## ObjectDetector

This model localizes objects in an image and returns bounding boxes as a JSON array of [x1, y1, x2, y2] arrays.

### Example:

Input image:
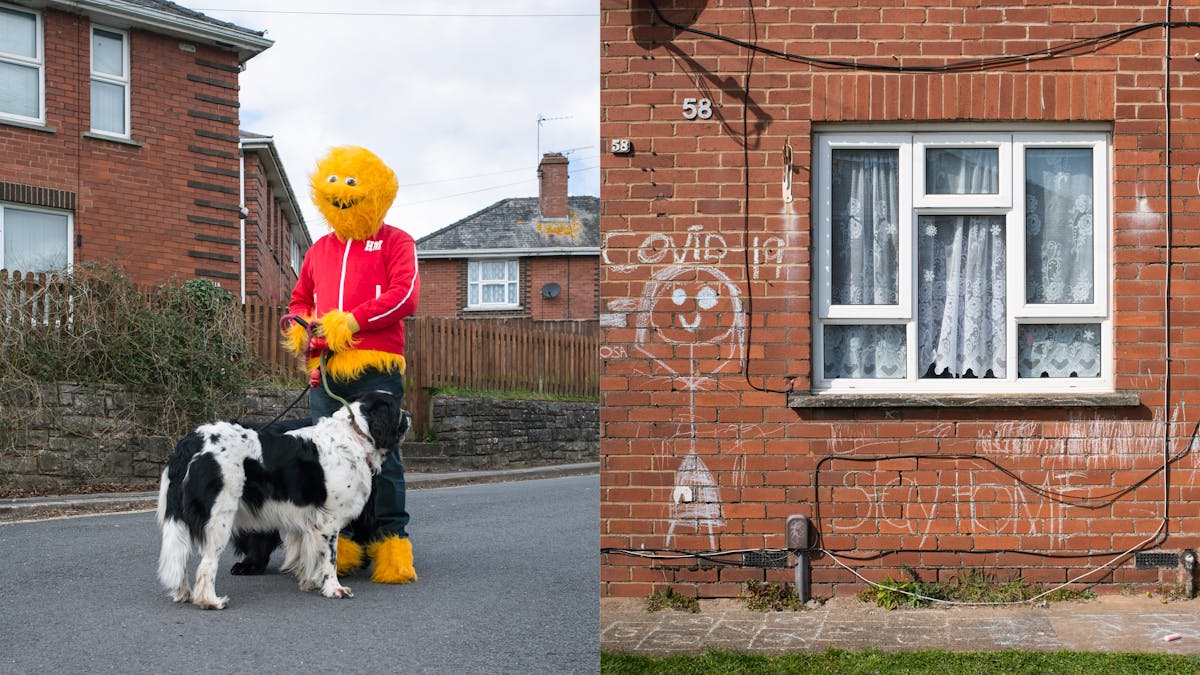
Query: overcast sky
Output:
[[195, 1, 600, 241]]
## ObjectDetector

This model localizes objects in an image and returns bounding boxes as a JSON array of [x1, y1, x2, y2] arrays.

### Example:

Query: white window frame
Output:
[[291, 237, 302, 277], [0, 3, 44, 125], [89, 25, 130, 138], [467, 258, 520, 310], [816, 133, 913, 323], [913, 133, 1012, 209], [0, 203, 74, 272], [814, 129, 1111, 394]]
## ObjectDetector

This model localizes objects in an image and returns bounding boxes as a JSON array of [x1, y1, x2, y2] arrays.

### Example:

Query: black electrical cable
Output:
[[645, 0, 1200, 75], [600, 547, 792, 568]]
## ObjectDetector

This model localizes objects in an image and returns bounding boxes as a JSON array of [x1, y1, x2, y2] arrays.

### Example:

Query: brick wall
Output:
[[0, 8, 257, 289], [416, 255, 599, 320], [601, 1, 1200, 598], [243, 152, 302, 304], [527, 256, 601, 320], [414, 258, 464, 317]]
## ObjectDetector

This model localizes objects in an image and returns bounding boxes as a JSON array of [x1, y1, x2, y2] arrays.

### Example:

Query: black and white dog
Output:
[[156, 391, 409, 609]]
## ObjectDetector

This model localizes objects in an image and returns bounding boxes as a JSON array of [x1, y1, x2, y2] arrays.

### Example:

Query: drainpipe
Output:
[[237, 140, 247, 304]]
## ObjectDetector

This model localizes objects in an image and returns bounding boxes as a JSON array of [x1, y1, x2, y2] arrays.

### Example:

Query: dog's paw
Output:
[[298, 579, 319, 592], [230, 558, 269, 576], [322, 584, 353, 599], [197, 595, 229, 610], [169, 588, 191, 603]]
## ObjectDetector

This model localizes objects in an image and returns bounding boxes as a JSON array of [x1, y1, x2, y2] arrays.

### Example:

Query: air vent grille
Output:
[[1135, 552, 1179, 569], [742, 550, 790, 568]]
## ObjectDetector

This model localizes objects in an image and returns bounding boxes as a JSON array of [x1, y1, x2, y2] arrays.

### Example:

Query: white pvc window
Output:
[[814, 130, 1110, 393], [0, 204, 72, 272], [90, 26, 130, 137], [467, 259, 519, 308], [0, 4, 43, 124], [291, 237, 302, 277]]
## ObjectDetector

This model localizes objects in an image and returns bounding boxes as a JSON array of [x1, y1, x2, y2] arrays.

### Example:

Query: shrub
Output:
[[0, 265, 254, 444]]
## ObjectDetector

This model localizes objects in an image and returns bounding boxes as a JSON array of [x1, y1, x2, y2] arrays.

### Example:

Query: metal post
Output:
[[1183, 550, 1196, 599], [786, 514, 810, 604]]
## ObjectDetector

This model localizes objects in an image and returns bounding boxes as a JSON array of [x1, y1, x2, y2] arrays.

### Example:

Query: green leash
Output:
[[280, 313, 365, 436], [318, 349, 353, 411]]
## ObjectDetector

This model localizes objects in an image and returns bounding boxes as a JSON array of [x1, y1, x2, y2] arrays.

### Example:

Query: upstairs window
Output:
[[467, 259, 519, 309], [0, 204, 71, 272], [90, 26, 129, 137], [0, 4, 42, 124], [814, 130, 1110, 393]]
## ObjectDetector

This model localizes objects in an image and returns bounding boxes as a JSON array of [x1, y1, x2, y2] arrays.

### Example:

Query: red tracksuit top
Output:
[[289, 223, 420, 359]]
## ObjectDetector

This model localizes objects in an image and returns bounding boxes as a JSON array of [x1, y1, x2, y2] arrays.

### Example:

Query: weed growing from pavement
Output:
[[739, 579, 806, 612], [857, 566, 1095, 609], [645, 587, 700, 613]]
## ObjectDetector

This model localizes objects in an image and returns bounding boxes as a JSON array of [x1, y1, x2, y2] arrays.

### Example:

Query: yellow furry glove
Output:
[[282, 315, 313, 355], [317, 309, 360, 352]]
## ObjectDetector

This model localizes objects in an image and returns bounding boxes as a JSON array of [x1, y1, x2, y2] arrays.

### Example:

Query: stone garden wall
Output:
[[404, 395, 600, 471], [0, 384, 597, 493]]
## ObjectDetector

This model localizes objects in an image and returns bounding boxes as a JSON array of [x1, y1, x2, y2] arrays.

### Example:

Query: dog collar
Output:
[[345, 412, 380, 469]]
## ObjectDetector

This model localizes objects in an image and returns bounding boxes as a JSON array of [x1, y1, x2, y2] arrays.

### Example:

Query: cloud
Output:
[[201, 1, 599, 240]]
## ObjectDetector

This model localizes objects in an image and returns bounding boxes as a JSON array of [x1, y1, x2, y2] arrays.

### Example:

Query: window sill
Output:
[[83, 132, 141, 147], [463, 306, 523, 312], [0, 118, 55, 134], [788, 391, 1141, 409]]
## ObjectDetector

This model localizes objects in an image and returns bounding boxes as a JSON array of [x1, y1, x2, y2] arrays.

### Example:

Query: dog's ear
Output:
[[397, 410, 412, 439], [355, 391, 398, 420], [361, 392, 405, 450]]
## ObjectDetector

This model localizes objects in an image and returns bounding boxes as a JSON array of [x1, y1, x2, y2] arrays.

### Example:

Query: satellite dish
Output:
[[540, 282, 561, 299]]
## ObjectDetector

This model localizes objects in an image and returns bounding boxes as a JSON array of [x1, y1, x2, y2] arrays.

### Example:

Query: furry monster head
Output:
[[310, 146, 398, 241]]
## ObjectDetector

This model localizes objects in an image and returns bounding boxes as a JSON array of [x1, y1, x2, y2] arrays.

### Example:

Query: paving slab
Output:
[[601, 595, 1200, 654]]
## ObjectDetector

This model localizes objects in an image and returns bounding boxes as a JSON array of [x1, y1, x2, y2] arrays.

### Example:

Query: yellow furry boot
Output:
[[367, 535, 417, 584], [336, 535, 365, 576]]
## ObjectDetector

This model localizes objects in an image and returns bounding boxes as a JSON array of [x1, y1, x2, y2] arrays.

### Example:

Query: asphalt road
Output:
[[0, 475, 599, 674]]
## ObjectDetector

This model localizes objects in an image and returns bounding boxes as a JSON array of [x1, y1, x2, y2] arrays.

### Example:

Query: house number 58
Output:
[[682, 97, 712, 120]]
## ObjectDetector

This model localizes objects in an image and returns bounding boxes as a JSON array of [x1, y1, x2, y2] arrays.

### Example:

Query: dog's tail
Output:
[[158, 516, 192, 592], [155, 467, 169, 525], [157, 466, 191, 592]]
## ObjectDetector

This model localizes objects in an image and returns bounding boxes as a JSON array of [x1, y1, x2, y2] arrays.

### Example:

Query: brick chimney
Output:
[[538, 152, 569, 220]]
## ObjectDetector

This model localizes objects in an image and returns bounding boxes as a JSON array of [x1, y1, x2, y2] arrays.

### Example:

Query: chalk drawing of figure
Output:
[[633, 265, 745, 549]]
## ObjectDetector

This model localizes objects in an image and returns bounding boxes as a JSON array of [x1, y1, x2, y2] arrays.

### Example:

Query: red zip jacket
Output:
[[289, 223, 420, 359]]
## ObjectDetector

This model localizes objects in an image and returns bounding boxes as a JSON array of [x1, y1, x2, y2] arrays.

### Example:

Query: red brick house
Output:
[[601, 1, 1200, 599], [0, 0, 308, 300], [415, 153, 599, 323], [240, 131, 309, 303]]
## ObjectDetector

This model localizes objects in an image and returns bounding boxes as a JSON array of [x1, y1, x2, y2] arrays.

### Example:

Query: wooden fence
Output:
[[241, 308, 599, 436], [402, 317, 600, 435], [242, 299, 306, 379]]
